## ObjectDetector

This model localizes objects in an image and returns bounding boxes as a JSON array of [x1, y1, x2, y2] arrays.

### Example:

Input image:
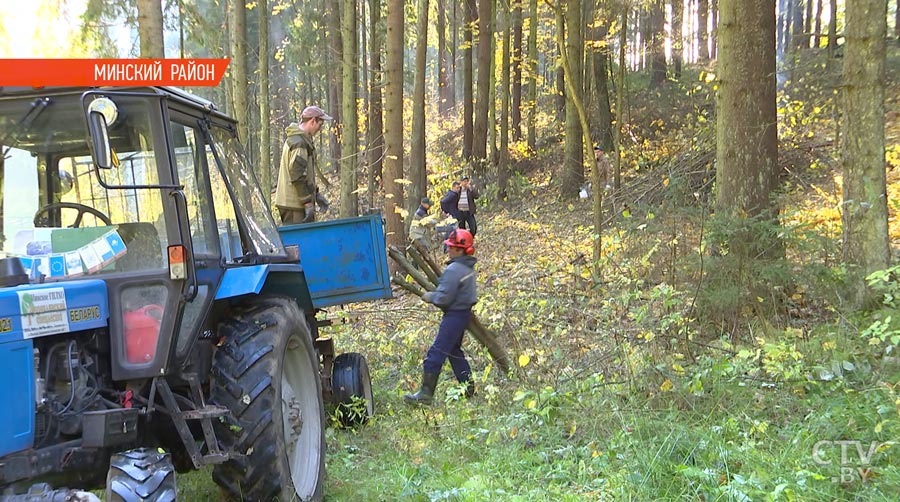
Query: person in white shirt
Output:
[[456, 176, 479, 236]]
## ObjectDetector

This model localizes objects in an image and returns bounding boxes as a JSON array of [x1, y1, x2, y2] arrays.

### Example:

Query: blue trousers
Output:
[[423, 309, 472, 382]]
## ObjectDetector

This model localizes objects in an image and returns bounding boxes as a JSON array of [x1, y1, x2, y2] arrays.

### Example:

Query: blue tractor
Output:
[[0, 86, 389, 501]]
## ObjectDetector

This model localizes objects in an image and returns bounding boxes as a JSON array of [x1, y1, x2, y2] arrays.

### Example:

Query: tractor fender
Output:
[[214, 264, 314, 312]]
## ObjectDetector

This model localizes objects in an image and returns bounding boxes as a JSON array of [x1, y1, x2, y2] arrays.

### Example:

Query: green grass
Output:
[[174, 362, 900, 496], [312, 349, 900, 501]]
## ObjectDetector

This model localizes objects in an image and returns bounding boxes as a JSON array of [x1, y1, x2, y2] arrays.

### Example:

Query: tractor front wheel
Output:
[[210, 296, 325, 501], [331, 352, 374, 425]]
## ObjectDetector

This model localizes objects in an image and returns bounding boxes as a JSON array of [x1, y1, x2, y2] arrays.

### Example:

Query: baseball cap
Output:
[[301, 105, 333, 121], [421, 197, 433, 206]]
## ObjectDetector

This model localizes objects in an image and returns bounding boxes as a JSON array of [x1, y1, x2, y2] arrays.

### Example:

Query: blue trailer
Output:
[[278, 215, 392, 309]]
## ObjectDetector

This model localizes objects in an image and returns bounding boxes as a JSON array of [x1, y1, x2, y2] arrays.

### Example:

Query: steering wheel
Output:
[[34, 203, 112, 228]]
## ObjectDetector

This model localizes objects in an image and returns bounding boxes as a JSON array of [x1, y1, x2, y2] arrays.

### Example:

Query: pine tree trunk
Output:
[[555, 48, 566, 121], [229, 0, 249, 144], [592, 21, 614, 150], [341, 0, 359, 217], [450, 0, 458, 109], [258, 0, 271, 195], [384, 0, 405, 253], [473, 0, 494, 164], [269, 1, 290, 142], [437, 0, 451, 115], [224, 2, 234, 117], [841, 0, 889, 307], [710, 0, 719, 59], [137, 0, 165, 58], [327, 0, 343, 174], [499, 0, 511, 199], [367, 0, 384, 211], [715, 0, 780, 258], [488, 3, 498, 166], [360, 6, 368, 103], [511, 0, 523, 141], [640, 8, 650, 71], [827, 0, 837, 57], [526, 0, 538, 149], [463, 0, 477, 159], [698, 0, 710, 62], [672, 0, 684, 78], [791, 0, 805, 50], [615, 7, 627, 190], [649, 0, 667, 86], [562, 0, 584, 197], [410, 0, 429, 219], [686, 0, 694, 62]]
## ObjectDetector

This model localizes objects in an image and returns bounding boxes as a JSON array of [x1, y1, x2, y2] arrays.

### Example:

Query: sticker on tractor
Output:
[[18, 288, 70, 338], [79, 246, 103, 274]]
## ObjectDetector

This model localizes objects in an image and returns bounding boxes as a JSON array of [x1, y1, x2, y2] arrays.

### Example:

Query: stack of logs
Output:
[[388, 240, 511, 374]]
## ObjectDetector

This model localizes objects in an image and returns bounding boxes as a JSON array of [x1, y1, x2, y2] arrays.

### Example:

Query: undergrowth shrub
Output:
[[695, 212, 798, 332]]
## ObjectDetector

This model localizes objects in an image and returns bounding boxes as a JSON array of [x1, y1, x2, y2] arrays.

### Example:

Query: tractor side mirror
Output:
[[88, 111, 112, 169], [86, 97, 119, 169]]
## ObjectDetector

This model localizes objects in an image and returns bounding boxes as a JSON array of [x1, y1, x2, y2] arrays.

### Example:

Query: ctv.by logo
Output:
[[811, 440, 893, 483]]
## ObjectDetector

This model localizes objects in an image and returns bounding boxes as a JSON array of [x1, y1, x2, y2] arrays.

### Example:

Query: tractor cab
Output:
[[0, 86, 387, 502], [0, 87, 284, 380]]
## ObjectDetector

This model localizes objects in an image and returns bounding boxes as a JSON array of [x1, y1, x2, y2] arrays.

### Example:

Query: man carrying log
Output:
[[404, 228, 478, 405]]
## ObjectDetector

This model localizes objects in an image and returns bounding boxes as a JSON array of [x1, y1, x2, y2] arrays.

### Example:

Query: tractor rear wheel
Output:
[[105, 448, 176, 502], [210, 296, 325, 501], [331, 352, 374, 425]]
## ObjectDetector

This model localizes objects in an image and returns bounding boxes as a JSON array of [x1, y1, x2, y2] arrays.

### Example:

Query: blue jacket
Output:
[[423, 255, 477, 311], [440, 189, 460, 219]]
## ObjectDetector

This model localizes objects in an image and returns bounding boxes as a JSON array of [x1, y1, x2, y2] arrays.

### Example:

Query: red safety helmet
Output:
[[444, 228, 475, 254]]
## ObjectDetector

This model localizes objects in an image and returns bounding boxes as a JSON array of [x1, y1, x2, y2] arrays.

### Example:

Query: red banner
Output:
[[0, 59, 230, 87]]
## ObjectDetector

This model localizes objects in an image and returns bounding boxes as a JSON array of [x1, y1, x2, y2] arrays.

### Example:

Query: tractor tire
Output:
[[105, 448, 177, 502], [331, 352, 374, 425], [210, 296, 325, 502]]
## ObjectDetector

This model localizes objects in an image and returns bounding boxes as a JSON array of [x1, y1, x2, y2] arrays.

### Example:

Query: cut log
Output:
[[410, 238, 444, 278], [392, 274, 426, 296], [466, 315, 512, 373], [388, 245, 436, 291], [406, 243, 440, 285]]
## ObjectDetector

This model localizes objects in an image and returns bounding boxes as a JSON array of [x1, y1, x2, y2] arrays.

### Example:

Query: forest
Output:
[[4, 0, 900, 499]]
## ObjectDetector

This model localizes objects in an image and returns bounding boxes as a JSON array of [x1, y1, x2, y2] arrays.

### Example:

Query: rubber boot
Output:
[[404, 372, 439, 405], [464, 379, 476, 399]]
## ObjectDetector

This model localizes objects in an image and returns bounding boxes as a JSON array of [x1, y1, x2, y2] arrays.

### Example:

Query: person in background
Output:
[[404, 228, 478, 405], [440, 181, 461, 220], [594, 145, 611, 191], [275, 105, 332, 224], [408, 197, 435, 250], [436, 182, 461, 250], [456, 176, 479, 236]]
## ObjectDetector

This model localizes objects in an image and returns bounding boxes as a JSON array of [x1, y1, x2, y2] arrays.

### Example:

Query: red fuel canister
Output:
[[123, 305, 163, 364]]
